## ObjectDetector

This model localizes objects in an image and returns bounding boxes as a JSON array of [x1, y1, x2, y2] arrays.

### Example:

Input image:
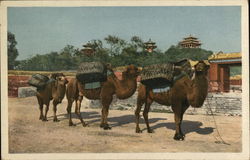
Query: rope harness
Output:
[[205, 94, 231, 145]]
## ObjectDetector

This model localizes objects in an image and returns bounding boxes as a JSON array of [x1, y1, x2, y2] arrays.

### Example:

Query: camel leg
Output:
[[67, 98, 75, 126], [100, 108, 105, 128], [43, 103, 49, 121], [179, 100, 189, 137], [135, 97, 144, 133], [75, 96, 88, 127], [100, 96, 112, 130], [37, 96, 44, 120], [143, 96, 154, 133], [172, 103, 185, 140], [52, 100, 60, 122]]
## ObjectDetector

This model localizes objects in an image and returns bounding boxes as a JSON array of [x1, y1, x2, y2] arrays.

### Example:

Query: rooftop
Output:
[[208, 52, 241, 60]]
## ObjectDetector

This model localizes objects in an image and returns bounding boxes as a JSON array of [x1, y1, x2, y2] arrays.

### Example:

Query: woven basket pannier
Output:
[[173, 59, 193, 78], [76, 62, 107, 83], [28, 74, 50, 88], [141, 63, 174, 89]]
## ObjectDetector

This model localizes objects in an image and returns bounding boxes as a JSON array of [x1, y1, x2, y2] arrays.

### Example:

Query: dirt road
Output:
[[8, 97, 241, 153]]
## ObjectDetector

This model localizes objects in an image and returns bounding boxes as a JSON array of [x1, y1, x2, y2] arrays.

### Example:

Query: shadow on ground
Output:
[[148, 120, 214, 135], [49, 112, 214, 135], [50, 111, 166, 128]]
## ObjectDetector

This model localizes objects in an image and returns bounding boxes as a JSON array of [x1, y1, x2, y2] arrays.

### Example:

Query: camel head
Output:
[[50, 73, 68, 86], [122, 65, 141, 79], [194, 61, 210, 75]]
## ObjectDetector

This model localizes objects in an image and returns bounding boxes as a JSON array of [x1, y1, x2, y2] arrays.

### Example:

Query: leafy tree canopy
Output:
[[16, 35, 214, 71], [8, 32, 19, 69]]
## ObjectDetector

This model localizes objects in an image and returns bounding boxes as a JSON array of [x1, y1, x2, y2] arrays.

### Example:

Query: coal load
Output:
[[141, 63, 174, 89], [76, 62, 107, 83], [28, 74, 50, 88]]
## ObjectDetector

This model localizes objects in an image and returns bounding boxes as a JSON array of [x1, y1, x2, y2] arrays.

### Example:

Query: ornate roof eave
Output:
[[184, 35, 198, 39], [208, 52, 241, 60], [180, 41, 201, 44], [144, 38, 156, 45]]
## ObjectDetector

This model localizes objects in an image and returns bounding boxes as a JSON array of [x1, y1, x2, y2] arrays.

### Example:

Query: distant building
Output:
[[144, 39, 157, 53], [81, 42, 95, 56], [208, 52, 241, 92], [178, 35, 201, 48]]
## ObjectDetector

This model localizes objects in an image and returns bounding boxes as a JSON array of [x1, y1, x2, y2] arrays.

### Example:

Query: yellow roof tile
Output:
[[208, 52, 241, 60]]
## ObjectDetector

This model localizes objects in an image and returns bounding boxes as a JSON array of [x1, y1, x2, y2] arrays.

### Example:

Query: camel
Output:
[[66, 64, 140, 129], [135, 61, 209, 140], [36, 73, 68, 122]]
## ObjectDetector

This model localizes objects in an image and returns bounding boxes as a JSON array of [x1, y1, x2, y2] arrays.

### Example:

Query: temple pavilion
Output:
[[81, 42, 95, 56], [178, 35, 202, 48], [144, 39, 157, 53]]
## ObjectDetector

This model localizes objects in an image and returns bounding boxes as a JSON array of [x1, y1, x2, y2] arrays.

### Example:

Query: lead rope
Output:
[[205, 95, 230, 145]]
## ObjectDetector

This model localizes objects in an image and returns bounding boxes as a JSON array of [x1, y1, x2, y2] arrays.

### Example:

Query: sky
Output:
[[8, 6, 241, 60]]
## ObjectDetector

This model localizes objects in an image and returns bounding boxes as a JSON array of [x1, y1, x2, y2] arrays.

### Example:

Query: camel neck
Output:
[[188, 72, 208, 108], [113, 75, 137, 99], [52, 81, 66, 98]]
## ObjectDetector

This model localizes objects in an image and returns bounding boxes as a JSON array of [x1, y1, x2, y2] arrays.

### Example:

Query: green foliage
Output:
[[8, 32, 19, 69], [16, 35, 214, 71], [164, 45, 213, 62]]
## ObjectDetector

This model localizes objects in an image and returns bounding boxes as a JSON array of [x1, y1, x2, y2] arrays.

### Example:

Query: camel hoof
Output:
[[101, 124, 111, 130], [147, 129, 154, 133], [136, 128, 142, 133], [104, 126, 112, 130], [82, 123, 89, 127], [173, 133, 185, 141], [69, 122, 76, 126], [42, 119, 48, 122], [53, 118, 60, 122]]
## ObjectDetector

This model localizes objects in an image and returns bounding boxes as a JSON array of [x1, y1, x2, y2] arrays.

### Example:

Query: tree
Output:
[[8, 32, 19, 69], [104, 35, 127, 56], [164, 45, 213, 62]]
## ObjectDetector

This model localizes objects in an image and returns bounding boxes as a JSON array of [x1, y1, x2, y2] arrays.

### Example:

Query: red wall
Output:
[[8, 76, 30, 97], [8, 72, 141, 97]]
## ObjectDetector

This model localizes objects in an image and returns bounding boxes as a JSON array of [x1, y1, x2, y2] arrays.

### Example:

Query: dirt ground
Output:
[[8, 97, 242, 153]]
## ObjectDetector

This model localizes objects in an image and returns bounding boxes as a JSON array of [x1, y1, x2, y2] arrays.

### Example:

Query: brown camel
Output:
[[66, 65, 140, 129], [135, 61, 209, 140], [36, 73, 68, 122]]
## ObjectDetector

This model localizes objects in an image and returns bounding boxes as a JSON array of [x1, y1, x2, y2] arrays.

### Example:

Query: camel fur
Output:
[[66, 65, 140, 129], [135, 61, 209, 140], [36, 73, 68, 122]]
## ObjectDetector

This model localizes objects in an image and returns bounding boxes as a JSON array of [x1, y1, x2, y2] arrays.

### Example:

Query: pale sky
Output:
[[8, 6, 241, 60]]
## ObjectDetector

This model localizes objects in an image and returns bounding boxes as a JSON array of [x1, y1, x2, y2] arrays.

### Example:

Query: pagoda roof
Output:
[[183, 35, 198, 40], [144, 38, 156, 45], [83, 42, 92, 48], [208, 52, 241, 60], [179, 41, 201, 45]]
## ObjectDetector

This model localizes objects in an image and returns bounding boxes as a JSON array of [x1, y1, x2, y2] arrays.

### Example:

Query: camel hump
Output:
[[28, 74, 50, 89], [76, 61, 108, 83]]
